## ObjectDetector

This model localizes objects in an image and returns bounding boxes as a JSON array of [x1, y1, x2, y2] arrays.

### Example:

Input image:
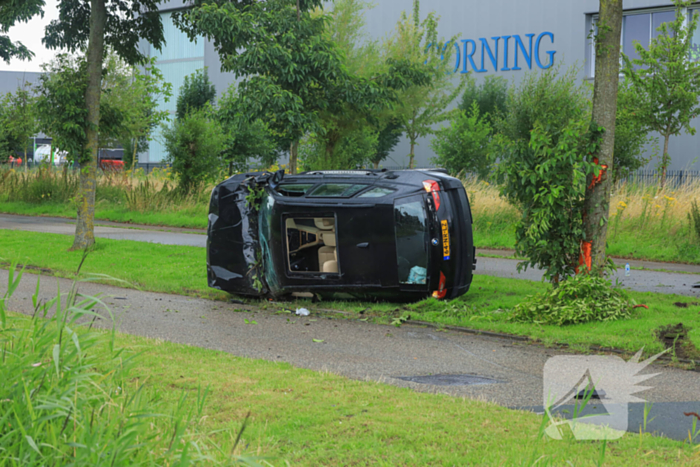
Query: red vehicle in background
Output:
[[98, 149, 125, 172]]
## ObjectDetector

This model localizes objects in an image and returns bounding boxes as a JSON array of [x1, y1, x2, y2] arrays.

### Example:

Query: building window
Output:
[[589, 8, 677, 77], [690, 8, 700, 61]]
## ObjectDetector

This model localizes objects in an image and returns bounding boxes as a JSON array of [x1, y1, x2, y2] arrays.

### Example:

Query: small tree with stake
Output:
[[1, 83, 37, 171], [621, 0, 700, 189]]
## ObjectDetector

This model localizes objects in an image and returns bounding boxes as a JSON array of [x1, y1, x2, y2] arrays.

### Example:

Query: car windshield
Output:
[[394, 195, 429, 285], [307, 183, 368, 197]]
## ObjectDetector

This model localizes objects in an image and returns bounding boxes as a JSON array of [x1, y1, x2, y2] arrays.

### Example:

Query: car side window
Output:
[[307, 184, 367, 197], [358, 187, 395, 198], [275, 184, 315, 197]]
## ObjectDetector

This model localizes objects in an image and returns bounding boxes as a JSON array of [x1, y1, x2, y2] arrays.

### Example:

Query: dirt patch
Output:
[[673, 302, 700, 308], [656, 323, 700, 360]]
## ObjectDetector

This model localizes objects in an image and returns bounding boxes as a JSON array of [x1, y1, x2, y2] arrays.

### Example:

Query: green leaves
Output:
[[494, 66, 597, 283], [510, 273, 636, 325]]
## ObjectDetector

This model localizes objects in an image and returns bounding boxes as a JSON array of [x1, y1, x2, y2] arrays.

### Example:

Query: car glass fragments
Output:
[[358, 187, 395, 198], [276, 184, 315, 197], [285, 217, 339, 274], [394, 195, 429, 285], [307, 183, 368, 197]]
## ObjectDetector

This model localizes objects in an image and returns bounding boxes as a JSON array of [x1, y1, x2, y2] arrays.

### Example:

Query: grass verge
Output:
[[3, 229, 700, 360], [4, 309, 692, 466]]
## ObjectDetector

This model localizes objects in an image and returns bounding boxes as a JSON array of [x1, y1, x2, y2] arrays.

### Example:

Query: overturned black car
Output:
[[207, 169, 475, 302]]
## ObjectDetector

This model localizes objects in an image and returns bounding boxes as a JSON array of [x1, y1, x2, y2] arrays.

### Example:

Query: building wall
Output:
[[0, 71, 41, 96], [145, 0, 700, 170]]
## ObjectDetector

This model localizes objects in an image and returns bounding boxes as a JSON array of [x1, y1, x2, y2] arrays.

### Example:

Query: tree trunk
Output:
[[71, 0, 106, 251], [408, 141, 415, 169], [23, 145, 27, 172], [373, 161, 379, 169], [582, 0, 623, 272], [660, 133, 670, 190], [130, 138, 138, 179], [289, 140, 298, 174]]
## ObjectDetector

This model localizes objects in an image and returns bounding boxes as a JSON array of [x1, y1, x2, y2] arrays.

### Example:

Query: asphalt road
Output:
[[3, 213, 700, 297], [3, 269, 700, 443]]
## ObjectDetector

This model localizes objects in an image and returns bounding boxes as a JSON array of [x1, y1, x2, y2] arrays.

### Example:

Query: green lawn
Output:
[[74, 317, 700, 464], [3, 229, 700, 358], [0, 200, 208, 229]]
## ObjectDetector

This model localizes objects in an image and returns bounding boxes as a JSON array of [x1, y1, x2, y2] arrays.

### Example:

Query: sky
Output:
[[0, 0, 62, 73]]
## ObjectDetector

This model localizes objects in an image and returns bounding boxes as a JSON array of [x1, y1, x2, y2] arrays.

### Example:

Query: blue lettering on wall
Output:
[[450, 32, 555, 73]]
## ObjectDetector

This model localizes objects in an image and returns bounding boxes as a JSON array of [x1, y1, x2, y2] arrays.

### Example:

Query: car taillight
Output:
[[422, 179, 441, 211], [432, 271, 447, 299]]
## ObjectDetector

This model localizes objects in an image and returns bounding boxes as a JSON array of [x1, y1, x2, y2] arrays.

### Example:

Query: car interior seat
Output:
[[319, 231, 338, 273]]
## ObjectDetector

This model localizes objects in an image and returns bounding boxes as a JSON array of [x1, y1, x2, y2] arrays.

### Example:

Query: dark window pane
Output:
[[394, 195, 429, 285], [358, 187, 395, 198], [624, 13, 650, 63], [308, 184, 368, 197], [276, 184, 314, 197], [652, 11, 675, 39]]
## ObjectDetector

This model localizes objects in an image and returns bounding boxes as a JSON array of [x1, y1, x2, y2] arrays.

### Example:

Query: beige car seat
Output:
[[319, 231, 338, 273]]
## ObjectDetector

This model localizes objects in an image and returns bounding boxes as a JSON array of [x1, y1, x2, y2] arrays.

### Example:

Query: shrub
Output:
[[162, 106, 225, 196], [459, 74, 508, 126], [510, 274, 636, 325], [431, 102, 492, 178], [493, 66, 599, 283]]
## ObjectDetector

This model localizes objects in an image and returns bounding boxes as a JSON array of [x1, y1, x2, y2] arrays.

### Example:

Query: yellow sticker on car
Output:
[[441, 220, 450, 260]]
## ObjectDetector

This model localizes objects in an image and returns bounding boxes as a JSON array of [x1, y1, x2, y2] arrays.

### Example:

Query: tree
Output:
[[42, 0, 166, 250], [370, 119, 402, 169], [459, 75, 508, 126], [494, 67, 598, 283], [582, 0, 623, 272], [385, 0, 465, 168], [621, 0, 700, 189], [2, 83, 37, 171], [162, 105, 225, 195], [36, 54, 128, 172], [176, 68, 216, 120], [105, 57, 172, 173], [175, 0, 426, 174], [217, 87, 278, 175], [0, 0, 44, 63], [612, 78, 656, 181], [0, 98, 22, 162], [431, 102, 492, 178]]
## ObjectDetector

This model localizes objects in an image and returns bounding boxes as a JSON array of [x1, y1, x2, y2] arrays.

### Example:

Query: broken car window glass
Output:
[[394, 195, 429, 284], [285, 217, 338, 274], [307, 184, 368, 197], [276, 184, 315, 197], [358, 187, 395, 198]]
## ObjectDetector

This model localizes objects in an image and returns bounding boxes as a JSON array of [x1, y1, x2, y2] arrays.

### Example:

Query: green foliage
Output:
[[176, 0, 427, 173], [370, 119, 403, 168], [300, 125, 378, 171], [1, 82, 38, 162], [43, 0, 166, 66], [431, 102, 492, 178], [510, 273, 636, 325], [36, 54, 126, 164], [612, 79, 655, 181], [621, 0, 700, 182], [459, 75, 508, 126], [690, 200, 700, 241], [162, 106, 225, 196], [217, 87, 278, 174], [0, 0, 44, 62], [0, 266, 258, 465], [0, 93, 22, 161], [494, 67, 599, 283], [176, 69, 216, 120], [385, 0, 465, 168]]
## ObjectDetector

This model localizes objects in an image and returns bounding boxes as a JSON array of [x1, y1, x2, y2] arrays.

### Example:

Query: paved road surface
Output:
[[3, 213, 700, 297], [3, 269, 700, 443]]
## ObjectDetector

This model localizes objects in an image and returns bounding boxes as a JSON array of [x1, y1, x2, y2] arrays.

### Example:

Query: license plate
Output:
[[441, 220, 450, 260]]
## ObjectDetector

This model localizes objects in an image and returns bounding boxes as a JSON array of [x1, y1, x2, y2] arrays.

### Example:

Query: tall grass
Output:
[[464, 177, 700, 263], [0, 263, 260, 466], [0, 166, 211, 226]]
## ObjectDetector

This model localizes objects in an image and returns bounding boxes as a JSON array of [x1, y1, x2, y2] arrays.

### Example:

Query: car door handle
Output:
[[356, 242, 369, 248]]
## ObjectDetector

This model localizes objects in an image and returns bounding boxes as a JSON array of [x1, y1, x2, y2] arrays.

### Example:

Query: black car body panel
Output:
[[207, 169, 475, 301]]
